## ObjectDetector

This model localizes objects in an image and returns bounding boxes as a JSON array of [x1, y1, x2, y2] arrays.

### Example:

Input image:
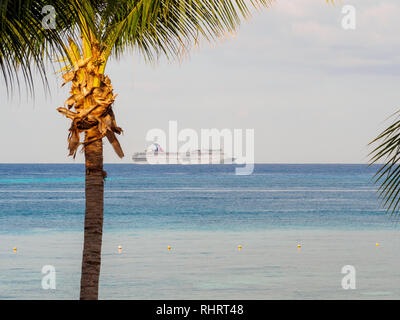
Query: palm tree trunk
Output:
[[56, 38, 123, 299], [80, 132, 105, 300]]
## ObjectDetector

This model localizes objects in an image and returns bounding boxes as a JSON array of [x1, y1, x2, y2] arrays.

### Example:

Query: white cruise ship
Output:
[[132, 143, 235, 164]]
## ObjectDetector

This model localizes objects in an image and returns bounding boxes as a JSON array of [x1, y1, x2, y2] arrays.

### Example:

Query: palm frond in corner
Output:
[[369, 110, 400, 214]]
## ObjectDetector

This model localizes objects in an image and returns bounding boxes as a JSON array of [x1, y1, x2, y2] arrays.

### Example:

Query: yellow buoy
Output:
[[297, 244, 301, 249], [237, 245, 242, 251], [167, 246, 171, 251], [13, 247, 17, 252], [376, 243, 380, 247]]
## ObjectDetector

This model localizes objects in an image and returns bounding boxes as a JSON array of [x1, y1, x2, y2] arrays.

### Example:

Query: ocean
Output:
[[0, 164, 400, 299]]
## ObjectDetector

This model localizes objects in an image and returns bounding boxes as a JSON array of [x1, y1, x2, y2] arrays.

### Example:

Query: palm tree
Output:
[[1, 0, 272, 299]]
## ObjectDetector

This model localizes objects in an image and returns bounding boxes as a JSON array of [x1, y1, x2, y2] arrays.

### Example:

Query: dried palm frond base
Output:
[[57, 52, 124, 163]]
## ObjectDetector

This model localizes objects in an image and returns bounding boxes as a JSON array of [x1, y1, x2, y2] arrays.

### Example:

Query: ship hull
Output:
[[132, 144, 235, 164], [132, 153, 235, 165]]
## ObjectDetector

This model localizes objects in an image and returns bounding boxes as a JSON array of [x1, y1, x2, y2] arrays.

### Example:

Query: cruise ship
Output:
[[132, 143, 235, 164]]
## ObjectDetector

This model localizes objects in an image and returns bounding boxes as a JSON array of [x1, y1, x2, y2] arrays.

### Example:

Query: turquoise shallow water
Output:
[[0, 164, 400, 299]]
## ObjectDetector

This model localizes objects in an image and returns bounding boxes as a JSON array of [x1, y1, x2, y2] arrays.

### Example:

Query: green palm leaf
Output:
[[369, 110, 400, 214], [1, 0, 273, 93]]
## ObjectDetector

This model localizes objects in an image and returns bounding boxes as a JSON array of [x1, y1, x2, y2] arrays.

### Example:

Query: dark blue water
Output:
[[0, 164, 394, 234], [3, 164, 400, 300]]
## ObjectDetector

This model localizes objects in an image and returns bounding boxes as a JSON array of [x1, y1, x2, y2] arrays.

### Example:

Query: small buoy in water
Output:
[[237, 245, 242, 251], [297, 244, 301, 249], [167, 246, 171, 251], [376, 243, 380, 247], [117, 245, 122, 253], [13, 247, 17, 252]]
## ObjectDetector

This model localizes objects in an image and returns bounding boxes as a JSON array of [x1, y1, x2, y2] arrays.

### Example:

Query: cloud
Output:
[[291, 21, 340, 43], [361, 2, 400, 26], [271, 0, 309, 17]]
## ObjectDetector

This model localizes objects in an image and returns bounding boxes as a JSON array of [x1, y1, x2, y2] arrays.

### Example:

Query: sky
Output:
[[1, 0, 400, 163]]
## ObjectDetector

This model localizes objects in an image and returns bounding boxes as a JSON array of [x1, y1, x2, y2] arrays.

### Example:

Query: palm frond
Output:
[[0, 0, 86, 95], [99, 0, 273, 63], [369, 110, 400, 214]]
